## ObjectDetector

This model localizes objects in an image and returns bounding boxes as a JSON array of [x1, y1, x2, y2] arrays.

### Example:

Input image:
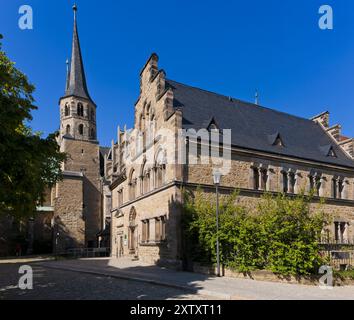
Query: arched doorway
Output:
[[128, 207, 138, 256]]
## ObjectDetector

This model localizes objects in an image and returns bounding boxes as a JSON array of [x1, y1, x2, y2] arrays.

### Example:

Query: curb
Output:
[[39, 263, 232, 300]]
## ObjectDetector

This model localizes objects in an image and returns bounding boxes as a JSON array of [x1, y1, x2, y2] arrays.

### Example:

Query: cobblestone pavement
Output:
[[40, 258, 354, 300], [0, 263, 211, 300]]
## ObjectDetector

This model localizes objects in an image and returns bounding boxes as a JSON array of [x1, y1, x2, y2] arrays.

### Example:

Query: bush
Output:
[[183, 190, 328, 276]]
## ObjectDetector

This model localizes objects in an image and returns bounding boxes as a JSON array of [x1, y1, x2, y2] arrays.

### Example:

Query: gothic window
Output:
[[155, 216, 166, 242], [309, 176, 315, 191], [260, 169, 268, 191], [142, 220, 150, 243], [253, 168, 260, 190], [78, 124, 84, 135], [309, 174, 321, 196], [282, 171, 288, 193], [66, 125, 71, 135], [338, 180, 344, 199], [289, 172, 296, 194], [129, 169, 137, 201], [334, 222, 348, 243], [332, 179, 337, 199], [90, 128, 95, 139], [65, 103, 70, 116], [150, 113, 156, 133], [156, 165, 165, 188], [155, 150, 166, 188], [155, 217, 161, 241], [332, 178, 345, 199], [283, 171, 296, 194], [91, 109, 95, 121], [315, 177, 321, 196], [161, 216, 166, 241], [143, 171, 150, 194], [77, 103, 84, 117]]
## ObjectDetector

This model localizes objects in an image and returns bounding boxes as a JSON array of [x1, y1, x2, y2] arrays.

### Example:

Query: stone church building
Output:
[[45, 6, 111, 252], [4, 6, 353, 261], [105, 52, 354, 268]]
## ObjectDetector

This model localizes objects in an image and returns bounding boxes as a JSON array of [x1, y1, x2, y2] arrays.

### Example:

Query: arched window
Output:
[[282, 171, 288, 193], [90, 128, 95, 139], [128, 207, 137, 250], [91, 109, 95, 121], [253, 168, 260, 190], [129, 169, 137, 201], [288, 172, 296, 194], [143, 171, 150, 194], [282, 171, 296, 194], [155, 150, 166, 188], [77, 103, 84, 117], [65, 103, 70, 116], [66, 124, 71, 135], [156, 166, 164, 188], [140, 161, 150, 195], [309, 174, 321, 196], [260, 169, 268, 191], [78, 124, 84, 135]]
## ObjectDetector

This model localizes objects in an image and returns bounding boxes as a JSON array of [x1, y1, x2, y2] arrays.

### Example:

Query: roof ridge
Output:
[[165, 78, 316, 125]]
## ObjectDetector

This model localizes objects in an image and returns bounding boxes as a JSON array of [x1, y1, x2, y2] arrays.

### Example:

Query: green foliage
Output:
[[183, 190, 328, 276], [0, 36, 66, 219]]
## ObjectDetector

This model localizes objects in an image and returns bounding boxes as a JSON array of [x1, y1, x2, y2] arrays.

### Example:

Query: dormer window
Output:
[[207, 117, 220, 133], [320, 145, 337, 158], [328, 146, 337, 157], [268, 132, 284, 147], [274, 136, 284, 147]]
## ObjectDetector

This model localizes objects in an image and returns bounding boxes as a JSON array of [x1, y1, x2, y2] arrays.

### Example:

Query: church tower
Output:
[[54, 5, 102, 250], [59, 4, 97, 142]]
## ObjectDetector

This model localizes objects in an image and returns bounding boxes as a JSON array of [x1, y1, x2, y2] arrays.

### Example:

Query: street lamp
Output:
[[213, 169, 222, 277]]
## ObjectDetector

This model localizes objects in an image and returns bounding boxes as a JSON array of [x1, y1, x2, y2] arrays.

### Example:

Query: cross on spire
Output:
[[255, 89, 259, 105]]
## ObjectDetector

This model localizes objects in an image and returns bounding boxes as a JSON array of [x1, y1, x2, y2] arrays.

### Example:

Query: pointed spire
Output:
[[64, 4, 93, 102]]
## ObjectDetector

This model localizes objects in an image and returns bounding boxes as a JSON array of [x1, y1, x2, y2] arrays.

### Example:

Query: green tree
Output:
[[0, 35, 66, 219]]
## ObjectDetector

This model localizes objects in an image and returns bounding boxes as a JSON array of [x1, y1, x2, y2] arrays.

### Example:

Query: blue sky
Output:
[[1, 0, 353, 146]]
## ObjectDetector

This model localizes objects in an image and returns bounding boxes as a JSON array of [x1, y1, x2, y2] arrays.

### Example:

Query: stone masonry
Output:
[[106, 53, 354, 268]]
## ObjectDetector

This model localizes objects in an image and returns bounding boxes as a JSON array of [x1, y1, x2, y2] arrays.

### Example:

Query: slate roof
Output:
[[165, 79, 354, 168], [63, 7, 93, 103]]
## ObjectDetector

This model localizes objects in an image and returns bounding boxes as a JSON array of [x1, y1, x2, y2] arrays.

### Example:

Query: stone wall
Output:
[[54, 174, 85, 251], [60, 138, 102, 246], [187, 151, 354, 198], [111, 185, 182, 267]]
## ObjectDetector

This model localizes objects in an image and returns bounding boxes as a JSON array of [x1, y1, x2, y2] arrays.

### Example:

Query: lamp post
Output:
[[213, 169, 222, 277]]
